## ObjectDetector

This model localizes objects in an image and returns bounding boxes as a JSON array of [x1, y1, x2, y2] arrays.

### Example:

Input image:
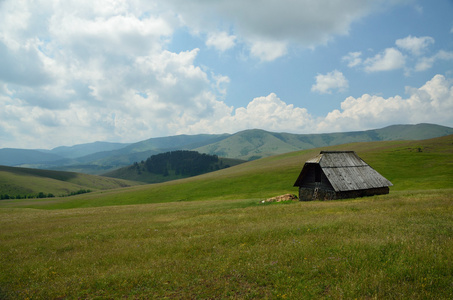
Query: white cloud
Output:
[[163, 0, 406, 61], [184, 93, 315, 135], [0, 0, 228, 148], [212, 73, 230, 96], [415, 50, 453, 72], [0, 0, 450, 149], [317, 74, 453, 132], [185, 74, 453, 135], [249, 39, 288, 62], [364, 48, 406, 72], [348, 35, 450, 74], [396, 35, 434, 56], [342, 52, 362, 67], [2, 71, 452, 148], [206, 32, 236, 52], [311, 70, 349, 94]]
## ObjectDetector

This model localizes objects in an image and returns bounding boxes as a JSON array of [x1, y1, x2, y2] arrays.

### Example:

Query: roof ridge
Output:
[[320, 151, 356, 154], [323, 165, 368, 168]]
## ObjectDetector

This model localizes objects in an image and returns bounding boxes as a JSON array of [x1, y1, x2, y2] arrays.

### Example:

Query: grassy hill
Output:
[[0, 136, 452, 298], [104, 151, 246, 183], [3, 123, 452, 174], [68, 134, 231, 171], [0, 165, 141, 198], [194, 129, 301, 160], [49, 141, 130, 159], [195, 123, 453, 160], [2, 134, 451, 209]]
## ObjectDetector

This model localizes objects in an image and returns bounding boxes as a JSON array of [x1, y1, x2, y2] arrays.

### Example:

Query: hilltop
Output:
[[194, 123, 453, 160], [1, 123, 452, 174]]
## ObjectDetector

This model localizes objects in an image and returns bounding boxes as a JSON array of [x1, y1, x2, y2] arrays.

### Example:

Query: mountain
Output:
[[1, 123, 452, 173], [48, 141, 130, 159], [77, 133, 230, 167], [0, 148, 65, 166], [115, 133, 230, 154], [194, 123, 453, 160], [0, 141, 131, 167]]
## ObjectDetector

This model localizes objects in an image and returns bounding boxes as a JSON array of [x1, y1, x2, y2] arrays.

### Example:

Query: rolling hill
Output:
[[1, 135, 452, 299], [48, 141, 130, 159], [0, 165, 141, 199], [104, 150, 246, 183], [194, 123, 453, 160], [2, 133, 451, 210], [1, 123, 452, 174]]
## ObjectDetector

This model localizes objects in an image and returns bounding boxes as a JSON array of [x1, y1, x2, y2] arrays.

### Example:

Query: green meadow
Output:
[[0, 135, 452, 298], [0, 165, 141, 199]]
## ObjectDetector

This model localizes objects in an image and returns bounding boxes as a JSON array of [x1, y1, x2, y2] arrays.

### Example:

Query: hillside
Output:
[[49, 141, 130, 159], [1, 136, 452, 299], [195, 123, 453, 160], [0, 165, 141, 199], [2, 134, 451, 209], [104, 150, 246, 183], [1, 123, 452, 174], [0, 149, 65, 166]]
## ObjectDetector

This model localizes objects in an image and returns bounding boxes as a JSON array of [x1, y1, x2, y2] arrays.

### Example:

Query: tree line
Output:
[[0, 189, 91, 200], [135, 150, 226, 177]]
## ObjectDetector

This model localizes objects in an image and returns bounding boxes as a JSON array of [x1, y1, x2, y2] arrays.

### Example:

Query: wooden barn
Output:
[[293, 151, 393, 201]]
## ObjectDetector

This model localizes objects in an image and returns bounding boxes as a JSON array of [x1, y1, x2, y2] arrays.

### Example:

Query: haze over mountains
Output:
[[1, 123, 452, 175]]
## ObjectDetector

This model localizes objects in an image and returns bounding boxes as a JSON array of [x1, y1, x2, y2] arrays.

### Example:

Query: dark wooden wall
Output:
[[298, 164, 334, 191], [299, 186, 390, 201]]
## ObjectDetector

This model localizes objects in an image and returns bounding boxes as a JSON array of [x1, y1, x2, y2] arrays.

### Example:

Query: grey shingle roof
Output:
[[295, 151, 393, 192]]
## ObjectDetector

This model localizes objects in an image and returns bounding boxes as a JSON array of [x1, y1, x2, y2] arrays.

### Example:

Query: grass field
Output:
[[0, 190, 452, 299], [1, 135, 452, 210], [0, 165, 141, 198], [0, 135, 452, 298]]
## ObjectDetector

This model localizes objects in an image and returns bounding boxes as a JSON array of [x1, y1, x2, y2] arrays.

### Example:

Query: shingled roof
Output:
[[294, 151, 393, 192]]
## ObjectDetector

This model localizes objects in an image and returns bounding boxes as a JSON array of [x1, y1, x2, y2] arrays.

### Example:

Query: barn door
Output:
[[312, 182, 321, 200]]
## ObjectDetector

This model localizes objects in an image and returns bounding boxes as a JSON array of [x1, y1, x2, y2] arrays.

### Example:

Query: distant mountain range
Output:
[[1, 123, 452, 175]]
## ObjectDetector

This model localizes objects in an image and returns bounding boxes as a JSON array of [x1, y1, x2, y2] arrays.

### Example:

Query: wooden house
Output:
[[293, 151, 393, 201]]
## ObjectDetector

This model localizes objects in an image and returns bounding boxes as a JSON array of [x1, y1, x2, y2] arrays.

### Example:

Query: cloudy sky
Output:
[[1, 0, 452, 149]]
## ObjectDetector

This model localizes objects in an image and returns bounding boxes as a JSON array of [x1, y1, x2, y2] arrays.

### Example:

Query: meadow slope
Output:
[[0, 166, 141, 198], [0, 135, 452, 298], [0, 190, 451, 298], [2, 135, 452, 209]]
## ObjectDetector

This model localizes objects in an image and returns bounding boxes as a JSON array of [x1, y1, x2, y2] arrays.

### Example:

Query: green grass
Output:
[[103, 156, 246, 184], [0, 165, 142, 198], [0, 190, 452, 299], [2, 135, 452, 210], [0, 135, 452, 298]]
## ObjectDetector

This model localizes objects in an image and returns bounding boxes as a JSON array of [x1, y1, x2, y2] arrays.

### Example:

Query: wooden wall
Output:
[[299, 186, 389, 201]]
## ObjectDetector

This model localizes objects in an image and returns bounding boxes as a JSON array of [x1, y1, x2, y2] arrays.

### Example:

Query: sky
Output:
[[1, 0, 453, 149]]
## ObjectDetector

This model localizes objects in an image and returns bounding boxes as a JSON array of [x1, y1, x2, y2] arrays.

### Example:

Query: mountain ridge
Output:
[[1, 123, 452, 173], [193, 123, 453, 160]]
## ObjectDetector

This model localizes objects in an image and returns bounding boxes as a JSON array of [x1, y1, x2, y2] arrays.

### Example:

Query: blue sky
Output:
[[1, 0, 452, 149]]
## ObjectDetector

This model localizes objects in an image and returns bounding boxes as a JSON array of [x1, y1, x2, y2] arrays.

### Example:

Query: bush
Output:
[[69, 189, 91, 196]]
